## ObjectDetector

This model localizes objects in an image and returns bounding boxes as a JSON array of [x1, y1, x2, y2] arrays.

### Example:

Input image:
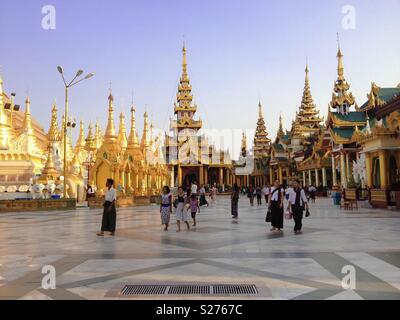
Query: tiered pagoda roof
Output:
[[253, 101, 271, 159], [291, 64, 323, 138]]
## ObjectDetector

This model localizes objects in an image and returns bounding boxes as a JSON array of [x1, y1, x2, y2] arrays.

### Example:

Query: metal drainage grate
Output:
[[120, 284, 258, 296], [213, 284, 258, 295], [168, 285, 210, 295], [121, 285, 168, 295]]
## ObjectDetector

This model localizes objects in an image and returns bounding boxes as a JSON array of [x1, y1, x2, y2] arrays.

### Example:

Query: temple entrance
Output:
[[373, 157, 381, 188], [389, 155, 399, 189], [181, 167, 199, 190]]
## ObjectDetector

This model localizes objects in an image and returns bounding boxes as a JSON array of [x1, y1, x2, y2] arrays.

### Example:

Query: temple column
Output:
[[332, 155, 338, 186], [345, 153, 350, 183], [219, 167, 223, 186], [286, 168, 290, 182], [226, 169, 230, 186], [379, 150, 388, 188], [178, 165, 182, 187], [127, 171, 131, 189], [315, 169, 319, 187], [121, 170, 125, 190], [199, 166, 204, 185], [302, 171, 306, 187], [322, 167, 327, 187], [204, 167, 208, 186], [170, 166, 175, 188], [364, 153, 372, 188], [278, 167, 283, 184], [308, 170, 312, 186], [340, 153, 347, 188], [269, 167, 273, 184]]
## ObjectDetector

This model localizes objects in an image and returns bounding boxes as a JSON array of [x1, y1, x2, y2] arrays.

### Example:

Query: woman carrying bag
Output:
[[268, 180, 285, 232]]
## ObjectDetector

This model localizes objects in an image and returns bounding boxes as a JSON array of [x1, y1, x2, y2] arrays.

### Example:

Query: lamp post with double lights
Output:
[[57, 66, 94, 198]]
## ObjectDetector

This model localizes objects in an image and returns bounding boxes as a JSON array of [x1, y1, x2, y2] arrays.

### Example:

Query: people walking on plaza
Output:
[[175, 187, 190, 232], [309, 184, 317, 203], [262, 184, 270, 205], [160, 186, 172, 231], [256, 186, 262, 206], [268, 180, 285, 232], [288, 179, 309, 234], [199, 184, 209, 207], [97, 178, 117, 237], [210, 183, 217, 203], [285, 182, 293, 202], [304, 185, 311, 202], [191, 181, 198, 195], [247, 184, 255, 206], [187, 194, 200, 227], [231, 183, 240, 219]]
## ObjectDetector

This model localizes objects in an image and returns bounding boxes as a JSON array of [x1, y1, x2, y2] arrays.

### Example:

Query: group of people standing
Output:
[[232, 179, 310, 234], [160, 182, 216, 232], [95, 177, 311, 237]]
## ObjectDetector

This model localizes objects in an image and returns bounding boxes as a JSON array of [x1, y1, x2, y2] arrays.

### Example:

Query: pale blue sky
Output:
[[0, 0, 399, 158]]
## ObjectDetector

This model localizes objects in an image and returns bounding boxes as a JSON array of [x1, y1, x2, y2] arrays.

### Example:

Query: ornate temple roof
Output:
[[291, 64, 322, 138], [253, 101, 271, 159]]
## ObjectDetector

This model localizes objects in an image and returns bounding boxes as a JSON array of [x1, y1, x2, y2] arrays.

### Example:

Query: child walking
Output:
[[187, 194, 200, 227]]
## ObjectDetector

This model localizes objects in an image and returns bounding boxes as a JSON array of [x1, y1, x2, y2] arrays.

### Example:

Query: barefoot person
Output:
[[288, 179, 309, 234], [97, 178, 117, 236], [188, 194, 200, 227], [199, 184, 209, 207], [160, 186, 172, 231], [268, 180, 284, 232], [175, 187, 190, 232], [231, 183, 240, 219]]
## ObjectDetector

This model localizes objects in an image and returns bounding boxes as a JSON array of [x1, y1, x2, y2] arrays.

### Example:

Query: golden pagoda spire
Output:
[[329, 38, 356, 114], [23, 96, 34, 135], [141, 111, 149, 148], [104, 91, 117, 141], [118, 112, 128, 150], [293, 62, 322, 136], [337, 33, 345, 81], [85, 122, 96, 152], [253, 101, 271, 159], [241, 131, 247, 154], [127, 106, 139, 148], [182, 41, 188, 79], [94, 121, 102, 149], [48, 102, 61, 142], [277, 114, 285, 138], [75, 120, 86, 152], [173, 42, 201, 131], [21, 96, 42, 155]]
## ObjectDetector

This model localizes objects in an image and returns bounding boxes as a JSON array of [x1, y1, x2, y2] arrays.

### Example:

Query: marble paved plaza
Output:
[[0, 196, 400, 300]]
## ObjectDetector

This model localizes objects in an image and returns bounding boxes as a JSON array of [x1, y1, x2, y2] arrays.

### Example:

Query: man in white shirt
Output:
[[262, 185, 270, 205], [191, 181, 198, 195], [288, 179, 309, 234]]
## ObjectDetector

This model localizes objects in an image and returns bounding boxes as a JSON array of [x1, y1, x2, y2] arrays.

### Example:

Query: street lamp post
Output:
[[57, 66, 94, 198]]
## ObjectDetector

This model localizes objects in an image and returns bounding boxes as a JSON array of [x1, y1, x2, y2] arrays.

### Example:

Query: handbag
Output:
[[173, 198, 179, 208], [265, 208, 272, 223], [285, 210, 293, 220], [305, 208, 310, 217]]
